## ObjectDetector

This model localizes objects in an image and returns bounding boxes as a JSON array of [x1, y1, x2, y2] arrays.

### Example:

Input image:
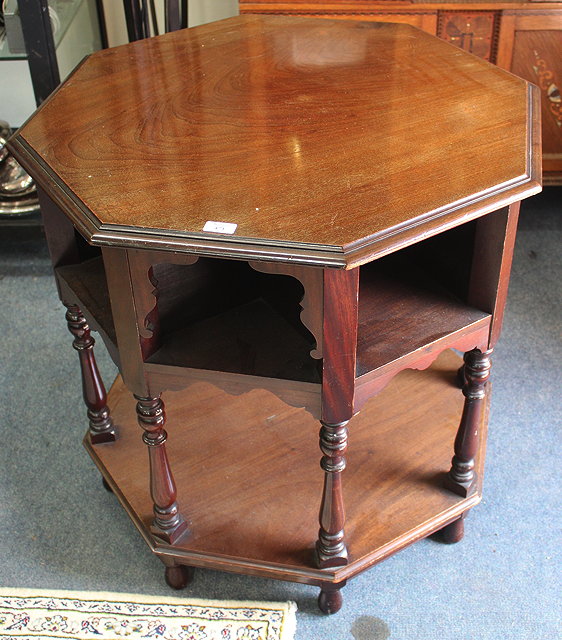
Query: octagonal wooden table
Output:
[[9, 15, 541, 614]]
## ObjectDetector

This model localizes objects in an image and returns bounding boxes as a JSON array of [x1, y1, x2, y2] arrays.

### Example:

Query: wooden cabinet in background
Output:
[[438, 11, 499, 60], [497, 12, 562, 179], [240, 1, 562, 184]]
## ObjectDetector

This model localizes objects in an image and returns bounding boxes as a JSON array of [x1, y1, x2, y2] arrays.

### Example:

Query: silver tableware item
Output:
[[0, 118, 11, 163], [0, 155, 35, 195]]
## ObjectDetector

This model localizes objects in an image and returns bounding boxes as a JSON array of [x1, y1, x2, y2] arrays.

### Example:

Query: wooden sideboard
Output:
[[240, 1, 562, 184]]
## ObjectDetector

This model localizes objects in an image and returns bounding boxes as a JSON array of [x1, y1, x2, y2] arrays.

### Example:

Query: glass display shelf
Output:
[[0, 0, 89, 60]]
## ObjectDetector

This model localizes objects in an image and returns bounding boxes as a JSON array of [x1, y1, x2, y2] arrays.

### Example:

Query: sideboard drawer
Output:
[[437, 11, 499, 61]]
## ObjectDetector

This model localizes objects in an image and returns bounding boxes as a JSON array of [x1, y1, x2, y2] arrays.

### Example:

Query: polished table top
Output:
[[10, 15, 540, 267]]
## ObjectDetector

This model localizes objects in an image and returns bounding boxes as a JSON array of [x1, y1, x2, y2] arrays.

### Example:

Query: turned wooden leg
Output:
[[456, 364, 466, 388], [445, 348, 492, 497], [439, 515, 465, 544], [64, 303, 116, 444], [315, 420, 349, 568], [318, 581, 345, 614], [135, 395, 189, 544], [165, 564, 195, 590]]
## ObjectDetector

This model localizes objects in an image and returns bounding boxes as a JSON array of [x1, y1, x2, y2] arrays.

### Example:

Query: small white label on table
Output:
[[203, 221, 237, 234]]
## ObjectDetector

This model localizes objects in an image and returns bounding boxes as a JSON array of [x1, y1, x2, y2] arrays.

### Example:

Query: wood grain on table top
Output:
[[240, 1, 562, 10], [11, 15, 540, 266]]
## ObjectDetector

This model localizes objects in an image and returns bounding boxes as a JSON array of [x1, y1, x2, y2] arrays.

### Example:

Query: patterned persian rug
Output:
[[0, 589, 296, 640]]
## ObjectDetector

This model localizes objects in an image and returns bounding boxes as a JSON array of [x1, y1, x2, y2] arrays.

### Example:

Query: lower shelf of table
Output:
[[85, 350, 487, 586]]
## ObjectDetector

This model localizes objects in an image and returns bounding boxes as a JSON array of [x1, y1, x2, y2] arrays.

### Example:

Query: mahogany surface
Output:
[[439, 515, 466, 544], [164, 565, 195, 590], [315, 269, 359, 567], [85, 350, 487, 584], [8, 15, 539, 614], [64, 303, 116, 444], [9, 16, 540, 267], [56, 257, 117, 354], [468, 203, 521, 349], [356, 262, 491, 375], [445, 348, 493, 497], [134, 394, 189, 544], [316, 420, 349, 568], [318, 582, 344, 615], [241, 1, 562, 184]]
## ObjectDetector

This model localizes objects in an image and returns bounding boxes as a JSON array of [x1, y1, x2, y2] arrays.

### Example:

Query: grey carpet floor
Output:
[[0, 189, 560, 640]]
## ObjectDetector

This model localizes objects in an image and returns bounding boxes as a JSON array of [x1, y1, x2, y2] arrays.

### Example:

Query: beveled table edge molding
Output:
[[8, 86, 541, 270]]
